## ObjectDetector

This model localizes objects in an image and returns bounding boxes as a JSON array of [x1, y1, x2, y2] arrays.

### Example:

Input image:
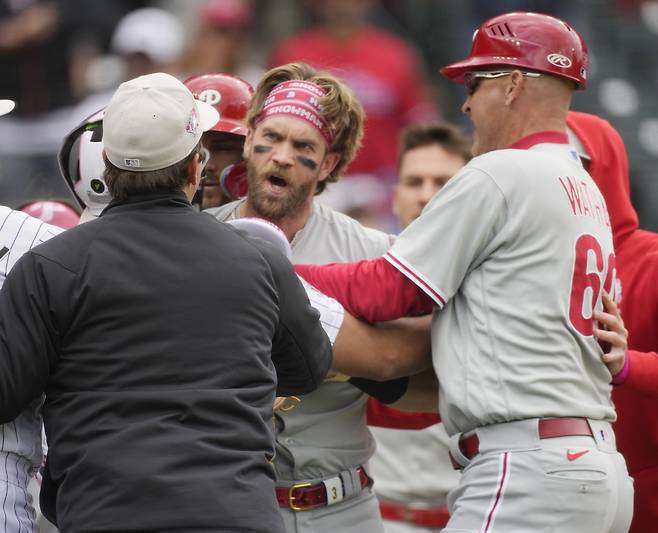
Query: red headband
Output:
[[254, 80, 334, 147]]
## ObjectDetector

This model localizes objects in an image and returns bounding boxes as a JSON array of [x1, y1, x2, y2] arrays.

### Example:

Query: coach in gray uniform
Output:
[[296, 13, 634, 533], [0, 74, 331, 533], [208, 63, 395, 532]]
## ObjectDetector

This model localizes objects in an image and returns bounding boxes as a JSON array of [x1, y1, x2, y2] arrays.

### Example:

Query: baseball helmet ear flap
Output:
[[441, 11, 588, 89], [58, 108, 112, 218], [183, 73, 254, 136]]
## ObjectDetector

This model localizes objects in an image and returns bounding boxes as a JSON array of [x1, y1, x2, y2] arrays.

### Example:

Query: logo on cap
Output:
[[199, 89, 222, 106], [547, 53, 572, 68], [124, 158, 141, 168], [186, 108, 199, 135]]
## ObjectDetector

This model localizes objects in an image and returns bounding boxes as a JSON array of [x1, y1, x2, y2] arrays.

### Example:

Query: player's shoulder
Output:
[[0, 206, 63, 251], [311, 202, 393, 248], [465, 146, 568, 182], [204, 201, 241, 222]]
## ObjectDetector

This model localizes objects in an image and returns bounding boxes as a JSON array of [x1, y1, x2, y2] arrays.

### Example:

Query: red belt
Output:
[[276, 467, 371, 511], [452, 417, 593, 468], [379, 500, 450, 529]]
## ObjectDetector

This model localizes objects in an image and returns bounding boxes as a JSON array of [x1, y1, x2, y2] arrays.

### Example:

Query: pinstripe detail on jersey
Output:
[[299, 277, 344, 345], [0, 206, 61, 533], [0, 206, 63, 283], [480, 452, 511, 533], [384, 250, 446, 307]]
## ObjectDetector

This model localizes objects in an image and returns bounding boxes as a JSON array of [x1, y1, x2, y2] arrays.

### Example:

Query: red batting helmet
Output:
[[184, 73, 253, 136], [441, 12, 588, 89], [20, 201, 80, 229]]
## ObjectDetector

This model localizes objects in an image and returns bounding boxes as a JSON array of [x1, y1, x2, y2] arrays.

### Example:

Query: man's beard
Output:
[[246, 161, 316, 221]]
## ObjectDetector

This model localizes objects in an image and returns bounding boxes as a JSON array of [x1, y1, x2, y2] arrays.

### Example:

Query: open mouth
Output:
[[267, 175, 289, 193]]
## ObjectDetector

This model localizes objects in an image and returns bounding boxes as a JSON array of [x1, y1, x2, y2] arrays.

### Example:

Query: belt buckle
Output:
[[288, 482, 312, 511]]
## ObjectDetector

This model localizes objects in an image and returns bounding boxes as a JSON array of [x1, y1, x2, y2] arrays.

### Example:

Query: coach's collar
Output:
[[508, 131, 569, 150]]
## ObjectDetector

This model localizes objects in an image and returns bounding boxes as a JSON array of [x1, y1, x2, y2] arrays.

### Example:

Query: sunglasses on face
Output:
[[464, 70, 542, 95]]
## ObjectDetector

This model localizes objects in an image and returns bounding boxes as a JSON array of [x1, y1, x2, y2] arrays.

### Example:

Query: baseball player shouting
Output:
[[208, 63, 419, 532], [296, 12, 633, 533]]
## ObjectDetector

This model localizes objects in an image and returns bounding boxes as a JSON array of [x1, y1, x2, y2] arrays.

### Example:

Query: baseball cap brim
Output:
[[0, 99, 16, 116], [196, 99, 220, 132]]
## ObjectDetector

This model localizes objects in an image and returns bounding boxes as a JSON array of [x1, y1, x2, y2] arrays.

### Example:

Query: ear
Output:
[[242, 129, 254, 159], [504, 70, 525, 106], [187, 152, 200, 187], [318, 151, 341, 182]]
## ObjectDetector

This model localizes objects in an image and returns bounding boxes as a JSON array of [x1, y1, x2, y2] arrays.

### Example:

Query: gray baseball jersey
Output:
[[208, 200, 393, 529], [385, 139, 617, 436], [1, 206, 63, 533]]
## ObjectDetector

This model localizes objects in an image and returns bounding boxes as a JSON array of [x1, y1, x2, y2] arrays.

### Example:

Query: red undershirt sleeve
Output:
[[294, 257, 434, 323], [625, 349, 658, 396], [366, 398, 440, 429]]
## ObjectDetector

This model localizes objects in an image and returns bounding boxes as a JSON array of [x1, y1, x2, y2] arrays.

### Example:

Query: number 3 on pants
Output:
[[569, 233, 616, 336]]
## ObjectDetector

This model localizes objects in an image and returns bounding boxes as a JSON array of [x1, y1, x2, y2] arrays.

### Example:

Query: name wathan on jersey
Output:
[[558, 175, 611, 229]]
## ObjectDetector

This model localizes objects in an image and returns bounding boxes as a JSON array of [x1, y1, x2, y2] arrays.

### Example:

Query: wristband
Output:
[[611, 351, 630, 385]]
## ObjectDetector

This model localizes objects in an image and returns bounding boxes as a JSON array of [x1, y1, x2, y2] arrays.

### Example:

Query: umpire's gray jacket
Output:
[[0, 191, 332, 533]]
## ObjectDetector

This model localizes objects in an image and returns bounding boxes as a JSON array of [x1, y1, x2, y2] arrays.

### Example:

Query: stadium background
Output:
[[0, 0, 656, 231]]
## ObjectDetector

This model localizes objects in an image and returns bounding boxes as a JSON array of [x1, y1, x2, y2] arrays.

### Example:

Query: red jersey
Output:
[[270, 26, 438, 179], [568, 111, 658, 533]]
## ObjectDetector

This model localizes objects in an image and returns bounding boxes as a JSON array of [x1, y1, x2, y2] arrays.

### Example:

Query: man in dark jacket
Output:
[[0, 72, 332, 533]]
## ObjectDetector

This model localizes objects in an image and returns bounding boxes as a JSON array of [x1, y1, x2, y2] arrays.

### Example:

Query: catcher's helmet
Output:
[[184, 73, 253, 136], [58, 109, 111, 218], [441, 12, 588, 89]]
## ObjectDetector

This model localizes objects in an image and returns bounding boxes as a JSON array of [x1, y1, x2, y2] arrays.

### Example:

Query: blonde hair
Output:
[[247, 63, 364, 194]]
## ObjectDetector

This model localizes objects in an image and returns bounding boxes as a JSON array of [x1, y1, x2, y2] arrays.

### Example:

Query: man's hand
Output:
[[274, 396, 301, 412], [594, 292, 628, 377]]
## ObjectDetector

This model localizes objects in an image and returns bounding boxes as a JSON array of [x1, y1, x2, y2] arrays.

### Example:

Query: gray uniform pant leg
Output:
[[444, 434, 633, 533], [280, 488, 385, 533]]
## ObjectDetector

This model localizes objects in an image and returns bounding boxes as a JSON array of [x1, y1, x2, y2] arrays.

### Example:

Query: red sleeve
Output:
[[294, 257, 434, 323], [625, 349, 658, 396], [366, 398, 440, 429]]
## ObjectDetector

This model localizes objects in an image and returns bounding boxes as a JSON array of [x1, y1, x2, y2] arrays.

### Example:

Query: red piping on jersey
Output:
[[384, 251, 446, 306], [508, 131, 569, 150]]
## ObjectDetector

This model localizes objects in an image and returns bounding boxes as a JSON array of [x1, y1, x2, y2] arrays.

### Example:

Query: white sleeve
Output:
[[0, 208, 58, 517], [298, 276, 345, 345], [0, 206, 63, 285], [385, 166, 508, 307]]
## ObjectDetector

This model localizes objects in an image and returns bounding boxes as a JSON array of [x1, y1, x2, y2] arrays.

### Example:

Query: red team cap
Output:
[[441, 12, 589, 89], [255, 80, 334, 147], [184, 73, 254, 137]]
